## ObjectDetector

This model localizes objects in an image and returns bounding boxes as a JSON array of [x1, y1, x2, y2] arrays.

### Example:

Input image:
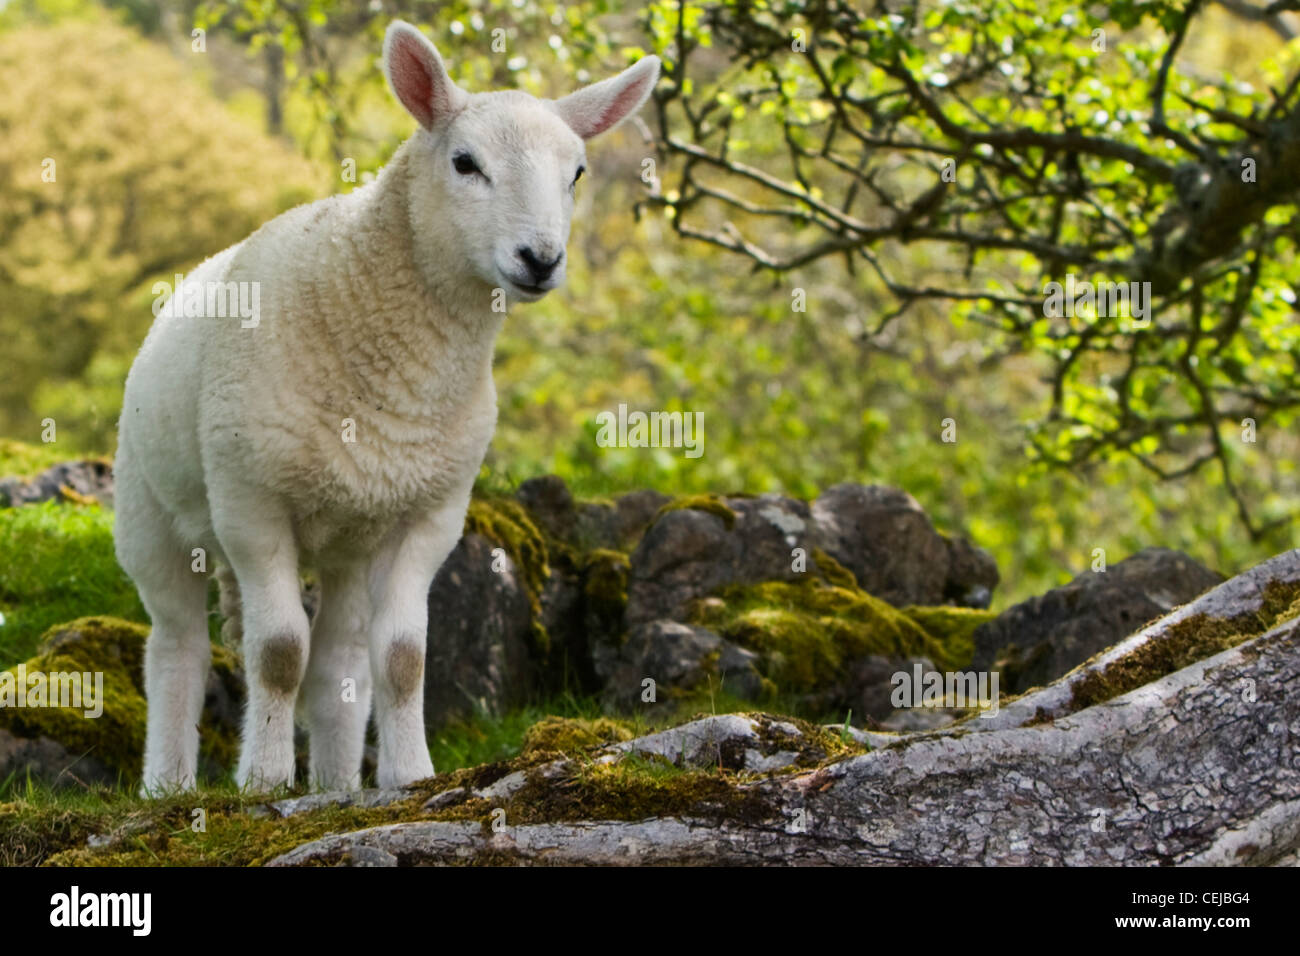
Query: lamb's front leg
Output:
[[367, 501, 468, 787], [302, 562, 372, 790], [213, 491, 311, 792]]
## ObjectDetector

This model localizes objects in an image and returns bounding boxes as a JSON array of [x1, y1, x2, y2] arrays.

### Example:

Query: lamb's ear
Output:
[[383, 21, 467, 130], [551, 55, 661, 140]]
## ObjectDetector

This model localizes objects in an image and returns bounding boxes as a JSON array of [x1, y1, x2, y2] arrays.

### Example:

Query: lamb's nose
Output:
[[518, 247, 562, 283]]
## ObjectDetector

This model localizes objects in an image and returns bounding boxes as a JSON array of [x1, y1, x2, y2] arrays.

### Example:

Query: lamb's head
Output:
[[383, 21, 660, 303]]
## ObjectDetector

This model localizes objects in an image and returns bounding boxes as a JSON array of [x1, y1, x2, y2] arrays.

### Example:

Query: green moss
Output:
[[581, 548, 630, 645], [1069, 578, 1300, 711], [692, 580, 964, 692], [0, 617, 148, 779], [654, 494, 737, 530], [519, 715, 636, 756], [33, 787, 432, 867], [902, 605, 997, 669], [463, 497, 552, 653], [741, 711, 862, 765], [502, 753, 775, 827], [428, 707, 560, 775], [7, 703, 851, 865], [0, 617, 244, 786], [582, 549, 630, 602], [38, 754, 774, 865], [811, 547, 858, 589]]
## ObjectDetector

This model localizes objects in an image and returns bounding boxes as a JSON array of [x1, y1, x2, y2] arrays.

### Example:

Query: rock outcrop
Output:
[[425, 480, 1001, 727], [972, 547, 1224, 693], [0, 465, 1238, 800]]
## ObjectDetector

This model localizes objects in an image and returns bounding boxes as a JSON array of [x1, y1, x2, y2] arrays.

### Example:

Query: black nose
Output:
[[518, 247, 562, 284]]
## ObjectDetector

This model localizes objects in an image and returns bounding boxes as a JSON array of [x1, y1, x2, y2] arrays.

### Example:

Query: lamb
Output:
[[113, 21, 660, 793]]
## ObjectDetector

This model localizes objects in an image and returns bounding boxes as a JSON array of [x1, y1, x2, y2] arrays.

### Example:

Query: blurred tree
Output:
[[192, 0, 623, 163], [0, 15, 324, 446], [642, 0, 1300, 544]]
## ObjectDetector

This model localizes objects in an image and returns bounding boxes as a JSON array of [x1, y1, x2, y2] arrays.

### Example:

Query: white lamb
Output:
[[114, 21, 659, 793]]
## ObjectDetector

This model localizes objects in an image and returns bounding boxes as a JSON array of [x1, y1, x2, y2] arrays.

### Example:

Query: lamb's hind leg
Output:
[[211, 485, 310, 792], [302, 563, 372, 790], [367, 501, 468, 787], [114, 458, 211, 794]]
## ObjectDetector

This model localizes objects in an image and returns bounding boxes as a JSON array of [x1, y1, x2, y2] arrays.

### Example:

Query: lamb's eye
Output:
[[453, 153, 481, 176], [573, 165, 585, 186]]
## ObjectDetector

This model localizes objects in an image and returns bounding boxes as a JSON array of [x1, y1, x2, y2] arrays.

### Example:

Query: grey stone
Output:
[[972, 546, 1224, 693], [0, 459, 115, 508], [337, 844, 399, 867], [597, 619, 765, 709], [811, 483, 997, 607], [423, 533, 535, 727], [0, 728, 116, 789]]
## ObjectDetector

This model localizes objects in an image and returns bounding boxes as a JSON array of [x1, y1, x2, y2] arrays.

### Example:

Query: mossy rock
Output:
[[902, 605, 997, 669], [653, 494, 738, 530], [581, 549, 631, 645], [24, 746, 775, 866], [691, 580, 965, 694], [464, 497, 552, 653], [0, 617, 246, 785], [30, 788, 429, 868], [519, 715, 636, 756], [0, 617, 148, 780], [810, 547, 858, 589], [501, 753, 776, 828]]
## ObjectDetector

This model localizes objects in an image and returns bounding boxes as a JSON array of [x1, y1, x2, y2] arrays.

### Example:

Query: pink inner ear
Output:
[[391, 34, 435, 128], [590, 76, 651, 137]]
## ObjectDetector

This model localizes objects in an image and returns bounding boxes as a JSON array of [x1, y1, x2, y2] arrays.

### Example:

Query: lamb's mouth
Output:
[[505, 277, 552, 300]]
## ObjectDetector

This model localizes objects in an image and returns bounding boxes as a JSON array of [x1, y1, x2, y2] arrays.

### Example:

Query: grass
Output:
[[428, 696, 606, 772], [427, 683, 808, 774], [0, 500, 146, 664]]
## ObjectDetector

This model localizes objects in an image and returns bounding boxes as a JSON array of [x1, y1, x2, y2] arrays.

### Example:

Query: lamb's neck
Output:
[[316, 142, 503, 419]]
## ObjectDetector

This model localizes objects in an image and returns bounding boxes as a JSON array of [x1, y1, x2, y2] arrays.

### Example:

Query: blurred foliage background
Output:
[[0, 0, 1297, 605]]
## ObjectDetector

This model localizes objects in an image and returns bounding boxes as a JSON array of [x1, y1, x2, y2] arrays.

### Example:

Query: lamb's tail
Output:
[[215, 563, 243, 649]]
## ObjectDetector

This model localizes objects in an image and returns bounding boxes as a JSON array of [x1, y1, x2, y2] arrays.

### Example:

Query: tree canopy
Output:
[[646, 0, 1300, 541]]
